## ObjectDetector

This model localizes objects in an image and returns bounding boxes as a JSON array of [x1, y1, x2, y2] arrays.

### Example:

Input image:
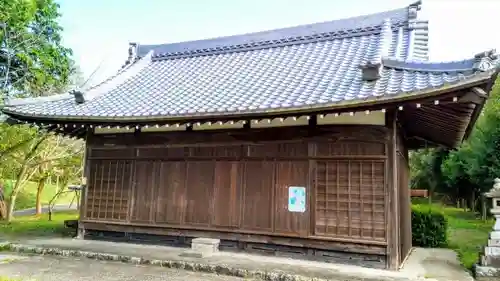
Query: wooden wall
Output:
[[81, 126, 391, 261]]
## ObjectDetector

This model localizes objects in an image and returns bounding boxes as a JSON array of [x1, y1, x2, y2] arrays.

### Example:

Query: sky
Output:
[[57, 0, 500, 86]]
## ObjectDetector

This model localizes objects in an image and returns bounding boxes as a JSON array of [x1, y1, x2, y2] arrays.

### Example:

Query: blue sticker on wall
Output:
[[288, 186, 306, 213]]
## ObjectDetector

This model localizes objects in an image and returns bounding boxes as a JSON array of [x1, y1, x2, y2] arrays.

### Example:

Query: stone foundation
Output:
[[0, 242, 406, 281]]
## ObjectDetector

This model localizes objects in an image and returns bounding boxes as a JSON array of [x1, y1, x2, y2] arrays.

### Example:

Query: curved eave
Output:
[[462, 68, 499, 141], [2, 68, 496, 124]]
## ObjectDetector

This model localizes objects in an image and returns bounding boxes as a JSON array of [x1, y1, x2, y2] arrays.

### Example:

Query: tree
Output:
[[0, 0, 74, 97], [0, 0, 80, 220], [31, 135, 83, 215], [5, 131, 48, 221], [0, 0, 75, 161], [410, 148, 449, 203]]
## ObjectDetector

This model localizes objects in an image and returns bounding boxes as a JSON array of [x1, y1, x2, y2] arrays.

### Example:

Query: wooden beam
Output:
[[77, 133, 90, 239], [385, 109, 400, 270], [458, 90, 486, 105], [471, 86, 488, 98]]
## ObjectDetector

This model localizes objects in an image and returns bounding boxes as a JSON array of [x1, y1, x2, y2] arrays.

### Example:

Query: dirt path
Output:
[[12, 204, 77, 217]]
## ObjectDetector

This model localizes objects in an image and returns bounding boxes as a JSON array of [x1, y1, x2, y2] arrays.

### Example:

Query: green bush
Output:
[[412, 205, 448, 247]]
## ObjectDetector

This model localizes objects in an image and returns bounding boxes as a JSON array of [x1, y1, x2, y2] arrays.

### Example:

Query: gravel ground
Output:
[[0, 254, 253, 281]]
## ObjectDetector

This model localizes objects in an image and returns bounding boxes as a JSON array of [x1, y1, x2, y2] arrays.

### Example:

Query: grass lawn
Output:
[[0, 210, 79, 239], [413, 203, 494, 270], [2, 180, 76, 211]]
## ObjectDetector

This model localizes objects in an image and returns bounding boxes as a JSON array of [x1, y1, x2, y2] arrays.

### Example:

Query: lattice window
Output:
[[314, 160, 386, 241], [85, 160, 132, 221]]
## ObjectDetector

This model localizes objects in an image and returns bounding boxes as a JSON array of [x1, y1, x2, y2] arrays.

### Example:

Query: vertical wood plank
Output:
[[89, 162, 97, 219], [118, 161, 126, 220], [111, 161, 118, 219], [97, 163, 105, 219], [210, 160, 216, 226], [149, 161, 158, 223], [155, 162, 164, 224], [239, 159, 246, 229], [360, 162, 364, 237], [336, 162, 340, 236], [348, 160, 352, 237], [308, 142, 316, 237], [371, 161, 376, 239], [104, 161, 112, 220], [127, 158, 137, 223], [271, 160, 276, 233]]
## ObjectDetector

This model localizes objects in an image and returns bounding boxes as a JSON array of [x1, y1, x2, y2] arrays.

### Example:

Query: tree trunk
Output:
[[7, 164, 29, 222], [482, 195, 487, 221], [6, 192, 17, 222], [470, 190, 476, 212], [35, 178, 47, 215]]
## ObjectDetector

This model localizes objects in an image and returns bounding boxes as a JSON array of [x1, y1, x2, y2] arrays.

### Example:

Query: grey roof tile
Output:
[[2, 1, 499, 122]]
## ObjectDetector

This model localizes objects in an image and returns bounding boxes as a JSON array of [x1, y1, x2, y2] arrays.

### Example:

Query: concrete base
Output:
[[180, 238, 220, 258], [76, 227, 85, 239], [179, 249, 210, 258], [2, 238, 475, 281], [475, 265, 500, 281]]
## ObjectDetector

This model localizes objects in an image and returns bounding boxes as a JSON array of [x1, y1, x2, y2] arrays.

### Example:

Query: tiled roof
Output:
[[1, 1, 499, 122]]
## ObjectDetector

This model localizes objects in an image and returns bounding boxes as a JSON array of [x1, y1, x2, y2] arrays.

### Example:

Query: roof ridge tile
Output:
[[150, 24, 407, 61], [137, 4, 416, 61]]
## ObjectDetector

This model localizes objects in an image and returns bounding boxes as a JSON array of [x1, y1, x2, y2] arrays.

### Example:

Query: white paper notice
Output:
[[288, 186, 306, 213]]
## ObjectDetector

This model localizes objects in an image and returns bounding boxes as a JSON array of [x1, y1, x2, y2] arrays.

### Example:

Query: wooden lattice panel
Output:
[[86, 160, 132, 221], [314, 160, 386, 241]]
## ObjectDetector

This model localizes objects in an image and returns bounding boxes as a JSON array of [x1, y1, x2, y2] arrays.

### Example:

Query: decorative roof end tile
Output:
[[473, 49, 499, 72], [127, 42, 139, 63], [71, 90, 85, 104], [408, 0, 422, 20]]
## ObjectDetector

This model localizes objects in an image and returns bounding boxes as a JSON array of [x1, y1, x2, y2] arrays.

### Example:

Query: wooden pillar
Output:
[[77, 130, 91, 239], [386, 110, 400, 270]]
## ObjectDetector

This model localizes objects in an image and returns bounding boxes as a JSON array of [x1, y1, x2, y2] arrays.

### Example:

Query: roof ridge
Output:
[[128, 3, 420, 61]]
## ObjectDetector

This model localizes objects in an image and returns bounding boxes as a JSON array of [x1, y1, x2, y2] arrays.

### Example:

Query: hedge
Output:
[[411, 205, 448, 248]]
